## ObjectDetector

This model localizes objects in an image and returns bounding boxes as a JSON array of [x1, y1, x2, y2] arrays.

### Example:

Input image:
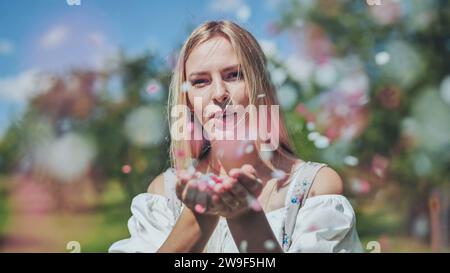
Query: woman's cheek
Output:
[[188, 93, 208, 123], [228, 82, 248, 106]]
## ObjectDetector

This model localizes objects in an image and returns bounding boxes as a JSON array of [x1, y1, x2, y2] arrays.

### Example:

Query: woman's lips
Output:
[[208, 108, 233, 120], [213, 111, 237, 128]]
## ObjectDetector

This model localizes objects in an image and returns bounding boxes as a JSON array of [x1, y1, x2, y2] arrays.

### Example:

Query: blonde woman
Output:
[[109, 21, 363, 253]]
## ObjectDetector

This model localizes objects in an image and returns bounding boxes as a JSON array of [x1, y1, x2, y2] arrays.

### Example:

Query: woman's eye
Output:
[[191, 79, 208, 88], [227, 71, 243, 81]]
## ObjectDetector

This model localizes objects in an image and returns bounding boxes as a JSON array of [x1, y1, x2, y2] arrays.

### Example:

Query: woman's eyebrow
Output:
[[221, 64, 241, 73], [188, 71, 208, 78], [188, 64, 241, 78]]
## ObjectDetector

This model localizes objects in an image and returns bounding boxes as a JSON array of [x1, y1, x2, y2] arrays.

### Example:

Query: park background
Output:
[[0, 0, 449, 252]]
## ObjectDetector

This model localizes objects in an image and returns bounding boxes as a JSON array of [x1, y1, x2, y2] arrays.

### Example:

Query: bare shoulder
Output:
[[308, 166, 344, 197], [147, 173, 166, 196]]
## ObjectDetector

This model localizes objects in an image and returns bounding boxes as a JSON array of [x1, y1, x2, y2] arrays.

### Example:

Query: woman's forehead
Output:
[[186, 36, 239, 74]]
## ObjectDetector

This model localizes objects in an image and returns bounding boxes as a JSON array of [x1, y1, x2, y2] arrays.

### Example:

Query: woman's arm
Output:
[[227, 209, 283, 253], [147, 173, 219, 253], [226, 166, 344, 253], [158, 208, 219, 253]]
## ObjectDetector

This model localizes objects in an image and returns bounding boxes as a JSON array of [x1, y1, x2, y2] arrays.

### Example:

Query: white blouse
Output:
[[109, 166, 364, 253]]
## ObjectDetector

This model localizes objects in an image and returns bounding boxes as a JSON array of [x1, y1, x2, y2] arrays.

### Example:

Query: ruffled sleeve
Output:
[[287, 195, 364, 253], [108, 193, 177, 253]]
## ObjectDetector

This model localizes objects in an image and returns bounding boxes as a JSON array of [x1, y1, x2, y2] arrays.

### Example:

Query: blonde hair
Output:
[[168, 20, 296, 169]]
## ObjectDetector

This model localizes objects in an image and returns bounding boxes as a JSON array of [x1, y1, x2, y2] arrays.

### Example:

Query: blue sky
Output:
[[0, 0, 293, 136], [0, 0, 289, 75]]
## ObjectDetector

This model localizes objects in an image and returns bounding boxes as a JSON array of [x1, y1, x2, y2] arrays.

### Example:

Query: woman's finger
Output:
[[176, 178, 188, 200], [219, 177, 241, 211], [229, 179, 249, 205], [210, 190, 227, 213], [241, 164, 256, 176], [194, 185, 208, 214], [231, 170, 262, 197], [181, 179, 198, 210]]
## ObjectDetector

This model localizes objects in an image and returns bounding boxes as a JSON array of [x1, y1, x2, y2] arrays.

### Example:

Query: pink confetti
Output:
[[307, 224, 319, 232], [250, 199, 262, 212], [296, 104, 307, 115], [198, 180, 207, 192], [371, 154, 389, 178], [210, 175, 223, 184], [195, 204, 206, 214], [175, 149, 185, 158], [121, 165, 132, 174], [146, 83, 160, 94], [187, 121, 194, 133]]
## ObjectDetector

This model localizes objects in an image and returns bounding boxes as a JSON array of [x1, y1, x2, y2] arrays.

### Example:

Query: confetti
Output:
[[236, 5, 251, 23], [198, 179, 207, 192], [246, 195, 262, 212], [350, 178, 371, 195], [210, 174, 223, 184], [307, 224, 319, 232], [307, 131, 320, 141], [194, 204, 206, 214], [187, 121, 194, 133], [371, 154, 389, 178], [125, 106, 165, 147], [43, 133, 96, 182], [264, 240, 276, 250], [271, 169, 286, 181], [306, 122, 315, 131], [175, 149, 185, 158], [181, 81, 191, 92], [207, 179, 216, 189], [244, 144, 254, 154], [239, 240, 248, 253], [122, 164, 132, 174], [375, 51, 390, 66], [314, 136, 330, 149], [146, 82, 161, 94], [259, 150, 273, 161], [344, 155, 359, 166], [278, 85, 298, 109], [217, 148, 225, 158], [440, 75, 450, 105], [186, 165, 196, 176]]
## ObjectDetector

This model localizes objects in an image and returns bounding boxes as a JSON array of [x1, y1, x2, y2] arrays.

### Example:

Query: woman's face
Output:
[[185, 36, 249, 139]]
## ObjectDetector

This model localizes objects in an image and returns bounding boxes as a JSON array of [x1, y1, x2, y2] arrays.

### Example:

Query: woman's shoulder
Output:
[[147, 168, 176, 195], [307, 164, 344, 198]]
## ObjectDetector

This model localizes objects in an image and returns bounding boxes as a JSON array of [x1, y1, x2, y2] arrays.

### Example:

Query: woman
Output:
[[109, 20, 363, 253]]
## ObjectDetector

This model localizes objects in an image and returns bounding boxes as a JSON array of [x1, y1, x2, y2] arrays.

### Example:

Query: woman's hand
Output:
[[210, 164, 263, 218], [175, 164, 263, 219]]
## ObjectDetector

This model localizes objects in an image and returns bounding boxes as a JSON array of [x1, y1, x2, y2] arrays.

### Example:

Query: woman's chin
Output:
[[210, 138, 256, 170]]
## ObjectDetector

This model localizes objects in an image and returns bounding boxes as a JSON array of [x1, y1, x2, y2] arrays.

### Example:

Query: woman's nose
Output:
[[212, 79, 229, 104]]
